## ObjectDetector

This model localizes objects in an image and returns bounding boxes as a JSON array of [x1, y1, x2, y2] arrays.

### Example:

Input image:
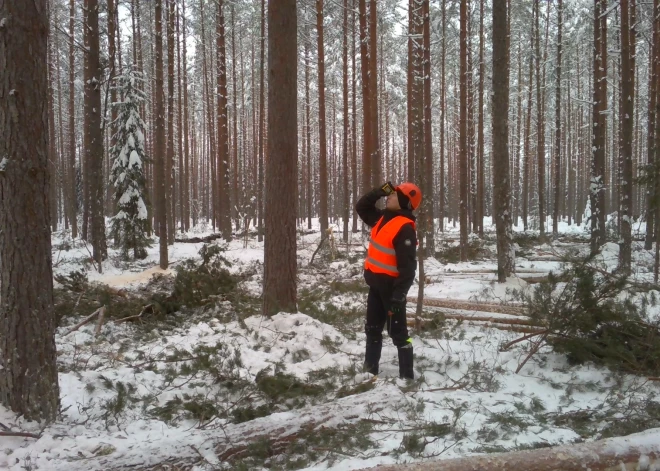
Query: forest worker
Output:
[[355, 181, 422, 380]]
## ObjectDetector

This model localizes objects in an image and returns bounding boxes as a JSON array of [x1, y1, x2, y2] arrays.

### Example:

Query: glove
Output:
[[388, 298, 406, 317], [379, 181, 396, 196]]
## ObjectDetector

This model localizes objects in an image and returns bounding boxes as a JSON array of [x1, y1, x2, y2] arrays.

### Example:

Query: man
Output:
[[355, 182, 422, 380]]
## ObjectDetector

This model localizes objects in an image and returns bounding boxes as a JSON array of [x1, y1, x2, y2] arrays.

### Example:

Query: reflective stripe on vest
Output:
[[364, 215, 416, 277]]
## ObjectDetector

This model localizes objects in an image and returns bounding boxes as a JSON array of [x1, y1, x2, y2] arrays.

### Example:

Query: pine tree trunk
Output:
[[492, 0, 514, 282], [535, 0, 546, 237], [257, 0, 266, 242], [166, 0, 175, 243], [477, 0, 485, 237], [368, 0, 380, 186], [155, 0, 168, 268], [552, 0, 562, 236], [85, 0, 107, 270], [48, 37, 59, 231], [423, 0, 434, 253], [351, 0, 359, 233], [108, 0, 117, 219], [263, 0, 298, 316], [317, 0, 329, 234], [359, 0, 371, 194], [439, 0, 446, 233], [645, 0, 659, 250], [591, 0, 608, 254], [216, 0, 232, 240], [619, 0, 636, 271], [0, 0, 60, 423], [342, 0, 350, 242], [230, 5, 239, 231], [459, 0, 469, 261]]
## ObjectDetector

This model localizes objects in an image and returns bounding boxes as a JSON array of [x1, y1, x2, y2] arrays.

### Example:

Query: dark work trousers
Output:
[[364, 285, 412, 377]]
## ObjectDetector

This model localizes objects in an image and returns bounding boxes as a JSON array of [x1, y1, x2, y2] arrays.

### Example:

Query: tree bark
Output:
[[317, 0, 329, 234], [492, 0, 514, 282], [342, 0, 349, 242], [591, 0, 608, 254], [263, 0, 298, 316], [0, 0, 60, 422], [619, 0, 636, 271], [155, 0, 168, 268], [68, 0, 78, 238], [216, 0, 232, 240], [552, 0, 562, 236], [257, 0, 266, 242], [85, 0, 107, 270], [459, 0, 469, 261], [166, 0, 175, 243]]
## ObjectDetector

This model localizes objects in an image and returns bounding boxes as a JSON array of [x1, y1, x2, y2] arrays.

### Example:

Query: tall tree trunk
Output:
[[492, 0, 514, 281], [230, 5, 239, 231], [257, 0, 266, 242], [359, 0, 371, 193], [423, 0, 434, 253], [591, 0, 608, 254], [619, 0, 636, 271], [155, 0, 168, 268], [68, 0, 78, 238], [48, 36, 58, 231], [477, 0, 485, 236], [368, 0, 381, 185], [0, 0, 60, 423], [85, 0, 107, 270], [304, 27, 312, 230], [317, 0, 329, 234], [342, 0, 350, 242], [263, 0, 298, 316], [216, 0, 232, 240], [459, 0, 469, 261], [646, 0, 659, 250], [108, 0, 117, 218], [351, 0, 359, 233], [439, 0, 446, 233], [166, 0, 175, 243], [552, 0, 563, 236], [535, 0, 546, 237], [182, 0, 191, 231]]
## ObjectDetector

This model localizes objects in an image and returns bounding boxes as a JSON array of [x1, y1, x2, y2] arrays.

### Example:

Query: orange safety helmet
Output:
[[395, 182, 422, 210]]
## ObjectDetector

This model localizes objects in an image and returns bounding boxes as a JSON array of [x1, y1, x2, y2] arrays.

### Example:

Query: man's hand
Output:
[[379, 181, 395, 196], [388, 298, 406, 317]]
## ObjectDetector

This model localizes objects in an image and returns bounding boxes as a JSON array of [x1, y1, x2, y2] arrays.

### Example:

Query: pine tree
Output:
[[110, 69, 151, 260]]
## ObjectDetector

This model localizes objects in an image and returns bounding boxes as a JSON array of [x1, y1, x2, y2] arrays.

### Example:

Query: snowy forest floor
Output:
[[2, 218, 660, 470]]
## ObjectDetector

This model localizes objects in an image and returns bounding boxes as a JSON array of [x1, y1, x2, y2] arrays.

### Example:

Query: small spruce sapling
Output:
[[109, 68, 151, 259]]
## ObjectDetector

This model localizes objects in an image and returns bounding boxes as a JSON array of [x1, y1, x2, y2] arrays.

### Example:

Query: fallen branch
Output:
[[309, 232, 329, 266], [94, 306, 106, 338], [0, 431, 41, 439], [500, 330, 550, 351], [175, 233, 225, 243], [64, 306, 105, 336], [423, 382, 470, 393], [515, 332, 549, 374], [114, 304, 153, 324]]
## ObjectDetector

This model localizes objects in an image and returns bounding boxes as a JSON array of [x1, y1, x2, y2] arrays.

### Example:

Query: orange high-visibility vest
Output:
[[364, 216, 416, 276]]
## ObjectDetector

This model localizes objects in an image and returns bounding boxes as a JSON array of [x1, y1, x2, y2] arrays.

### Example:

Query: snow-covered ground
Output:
[[2, 218, 660, 470]]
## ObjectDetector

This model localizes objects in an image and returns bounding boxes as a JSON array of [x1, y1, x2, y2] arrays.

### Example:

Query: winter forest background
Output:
[[3, 0, 660, 469]]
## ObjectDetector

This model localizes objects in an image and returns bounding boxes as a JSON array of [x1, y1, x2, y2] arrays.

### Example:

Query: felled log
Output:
[[358, 427, 660, 471], [408, 297, 525, 316]]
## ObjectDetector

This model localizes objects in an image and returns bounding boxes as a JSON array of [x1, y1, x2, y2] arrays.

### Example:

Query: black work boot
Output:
[[397, 344, 414, 380], [364, 342, 382, 375]]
